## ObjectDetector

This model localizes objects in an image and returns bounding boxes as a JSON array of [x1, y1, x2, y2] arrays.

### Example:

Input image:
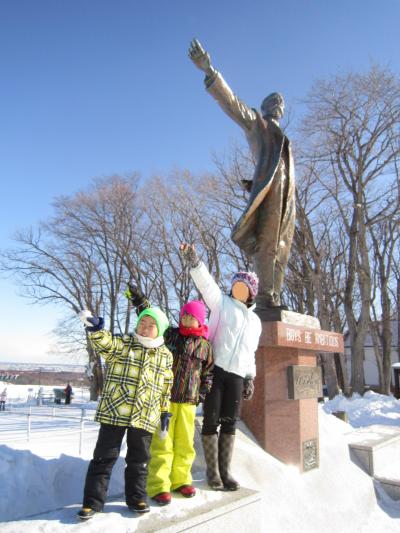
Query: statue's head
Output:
[[261, 92, 284, 120]]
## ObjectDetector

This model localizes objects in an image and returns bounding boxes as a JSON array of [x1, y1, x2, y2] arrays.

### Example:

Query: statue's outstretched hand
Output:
[[189, 38, 215, 76]]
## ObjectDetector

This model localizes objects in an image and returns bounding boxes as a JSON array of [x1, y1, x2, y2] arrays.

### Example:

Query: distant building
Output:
[[0, 362, 89, 387], [344, 320, 399, 391]]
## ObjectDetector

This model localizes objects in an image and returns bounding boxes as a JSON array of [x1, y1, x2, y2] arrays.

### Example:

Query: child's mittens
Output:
[[198, 384, 209, 405], [79, 310, 104, 332], [243, 378, 255, 401], [179, 243, 200, 268], [124, 283, 150, 313], [158, 412, 172, 440]]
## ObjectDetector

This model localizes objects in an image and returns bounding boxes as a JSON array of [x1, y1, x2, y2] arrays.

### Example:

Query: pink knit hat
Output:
[[231, 271, 259, 299], [179, 300, 207, 327]]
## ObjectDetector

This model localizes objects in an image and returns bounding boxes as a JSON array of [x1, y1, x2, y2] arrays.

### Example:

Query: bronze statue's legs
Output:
[[253, 173, 294, 307]]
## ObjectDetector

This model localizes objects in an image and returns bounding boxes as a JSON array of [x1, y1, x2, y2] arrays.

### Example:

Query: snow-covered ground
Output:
[[324, 390, 400, 427], [1, 382, 400, 532]]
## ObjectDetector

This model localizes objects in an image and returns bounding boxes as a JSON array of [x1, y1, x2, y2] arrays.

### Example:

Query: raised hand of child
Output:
[[124, 282, 150, 314], [79, 310, 104, 332], [179, 243, 200, 268]]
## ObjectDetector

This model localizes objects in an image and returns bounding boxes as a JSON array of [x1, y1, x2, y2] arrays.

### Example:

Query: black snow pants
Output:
[[83, 423, 152, 511], [202, 365, 244, 435]]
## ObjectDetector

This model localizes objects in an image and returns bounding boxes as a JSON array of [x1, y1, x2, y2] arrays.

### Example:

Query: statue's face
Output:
[[261, 93, 284, 120]]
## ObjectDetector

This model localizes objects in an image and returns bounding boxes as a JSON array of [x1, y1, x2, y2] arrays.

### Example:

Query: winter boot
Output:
[[129, 500, 150, 513], [201, 434, 224, 490], [218, 433, 240, 491], [152, 492, 171, 506], [77, 507, 97, 521], [176, 485, 196, 498]]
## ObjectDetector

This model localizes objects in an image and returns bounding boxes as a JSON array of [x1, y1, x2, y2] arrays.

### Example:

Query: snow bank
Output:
[[229, 409, 395, 533], [324, 391, 400, 427], [0, 445, 125, 521]]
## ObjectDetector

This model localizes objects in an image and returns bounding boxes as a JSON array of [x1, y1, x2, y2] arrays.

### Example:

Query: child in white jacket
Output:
[[180, 243, 262, 491]]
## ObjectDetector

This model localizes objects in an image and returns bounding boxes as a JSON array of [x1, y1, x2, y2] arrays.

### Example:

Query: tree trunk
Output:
[[350, 336, 366, 395], [86, 336, 103, 401], [398, 278, 400, 363], [370, 324, 384, 393], [320, 353, 340, 399], [91, 356, 104, 401], [381, 313, 393, 395], [335, 353, 351, 396], [318, 305, 341, 398]]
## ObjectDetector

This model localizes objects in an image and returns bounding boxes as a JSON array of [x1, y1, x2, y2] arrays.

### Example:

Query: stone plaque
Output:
[[287, 365, 322, 400], [303, 439, 319, 471], [260, 321, 344, 353]]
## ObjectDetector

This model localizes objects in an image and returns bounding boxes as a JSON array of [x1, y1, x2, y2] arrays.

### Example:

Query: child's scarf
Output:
[[179, 324, 209, 340], [135, 333, 165, 348]]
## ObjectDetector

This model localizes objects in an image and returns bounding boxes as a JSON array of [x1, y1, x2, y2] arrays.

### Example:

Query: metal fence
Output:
[[0, 406, 99, 455]]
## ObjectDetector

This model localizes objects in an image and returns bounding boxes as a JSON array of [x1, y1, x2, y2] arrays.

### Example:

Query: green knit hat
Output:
[[137, 308, 169, 336]]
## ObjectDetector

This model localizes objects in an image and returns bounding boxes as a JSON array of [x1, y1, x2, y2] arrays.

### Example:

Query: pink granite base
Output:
[[241, 344, 319, 472]]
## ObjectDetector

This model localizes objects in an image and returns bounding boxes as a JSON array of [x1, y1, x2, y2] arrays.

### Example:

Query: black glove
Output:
[[179, 244, 200, 268], [198, 384, 209, 405], [159, 412, 172, 440], [243, 378, 254, 401], [79, 310, 104, 332], [86, 316, 104, 332], [124, 283, 150, 314]]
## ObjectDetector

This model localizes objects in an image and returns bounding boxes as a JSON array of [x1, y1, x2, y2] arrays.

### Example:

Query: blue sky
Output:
[[1, 0, 399, 363]]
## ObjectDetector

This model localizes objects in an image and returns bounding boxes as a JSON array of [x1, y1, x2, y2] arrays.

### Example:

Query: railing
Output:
[[0, 406, 99, 455]]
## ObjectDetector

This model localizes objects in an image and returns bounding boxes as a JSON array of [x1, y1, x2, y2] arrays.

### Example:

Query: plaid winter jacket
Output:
[[89, 329, 174, 433], [164, 327, 213, 404]]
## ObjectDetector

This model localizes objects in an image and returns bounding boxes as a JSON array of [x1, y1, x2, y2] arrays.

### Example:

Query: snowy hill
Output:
[[1, 386, 400, 532]]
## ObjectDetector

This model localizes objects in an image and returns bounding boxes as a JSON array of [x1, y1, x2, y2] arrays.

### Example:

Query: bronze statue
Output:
[[189, 39, 295, 309]]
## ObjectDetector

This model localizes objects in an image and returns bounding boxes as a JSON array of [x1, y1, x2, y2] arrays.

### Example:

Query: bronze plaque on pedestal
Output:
[[287, 365, 322, 400], [303, 439, 319, 471]]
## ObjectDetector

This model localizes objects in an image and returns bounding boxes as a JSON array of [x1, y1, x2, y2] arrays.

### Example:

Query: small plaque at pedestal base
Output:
[[303, 439, 319, 471]]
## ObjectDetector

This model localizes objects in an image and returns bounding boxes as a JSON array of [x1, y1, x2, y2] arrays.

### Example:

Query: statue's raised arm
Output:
[[188, 38, 256, 132]]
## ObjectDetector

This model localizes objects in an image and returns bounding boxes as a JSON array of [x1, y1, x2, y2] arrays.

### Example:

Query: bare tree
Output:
[[1, 175, 143, 399], [298, 65, 400, 394], [284, 163, 348, 397], [369, 216, 400, 393], [136, 168, 244, 320]]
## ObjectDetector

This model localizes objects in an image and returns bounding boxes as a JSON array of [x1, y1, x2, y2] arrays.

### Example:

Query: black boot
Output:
[[77, 508, 97, 521], [201, 434, 224, 490], [218, 433, 240, 491], [129, 500, 150, 514]]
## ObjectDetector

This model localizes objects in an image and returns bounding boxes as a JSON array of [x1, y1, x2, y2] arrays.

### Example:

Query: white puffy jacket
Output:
[[190, 262, 262, 378]]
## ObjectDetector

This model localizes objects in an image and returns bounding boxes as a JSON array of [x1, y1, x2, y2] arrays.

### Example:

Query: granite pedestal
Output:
[[241, 314, 344, 472]]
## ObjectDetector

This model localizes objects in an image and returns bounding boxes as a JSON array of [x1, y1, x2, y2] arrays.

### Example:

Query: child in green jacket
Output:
[[77, 307, 173, 520], [125, 286, 213, 505]]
